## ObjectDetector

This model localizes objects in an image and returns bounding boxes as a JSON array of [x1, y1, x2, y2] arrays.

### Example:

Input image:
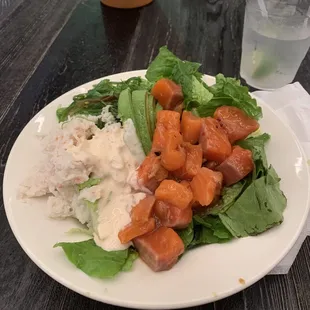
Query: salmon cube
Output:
[[180, 180, 191, 190], [173, 143, 203, 180], [152, 110, 181, 152], [204, 161, 218, 170], [190, 167, 223, 207], [131, 195, 156, 224], [155, 179, 193, 209], [161, 131, 186, 171], [133, 227, 185, 272], [181, 111, 202, 144], [216, 145, 254, 186], [199, 117, 231, 163], [151, 79, 184, 110], [214, 106, 259, 144], [174, 102, 184, 114], [138, 153, 169, 192], [118, 218, 156, 244], [154, 200, 192, 229]]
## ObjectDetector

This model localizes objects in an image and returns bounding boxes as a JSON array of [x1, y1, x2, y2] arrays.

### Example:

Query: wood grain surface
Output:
[[0, 0, 309, 309]]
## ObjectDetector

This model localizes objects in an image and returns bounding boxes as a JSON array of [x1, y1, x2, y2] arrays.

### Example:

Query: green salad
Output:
[[53, 46, 286, 279]]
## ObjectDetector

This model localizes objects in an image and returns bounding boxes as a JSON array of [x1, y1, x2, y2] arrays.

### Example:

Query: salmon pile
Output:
[[118, 78, 260, 272]]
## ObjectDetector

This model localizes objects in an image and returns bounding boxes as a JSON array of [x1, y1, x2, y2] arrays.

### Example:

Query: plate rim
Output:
[[3, 70, 310, 309]]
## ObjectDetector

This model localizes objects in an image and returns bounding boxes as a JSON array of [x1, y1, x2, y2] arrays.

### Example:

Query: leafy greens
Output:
[[56, 77, 152, 123], [146, 46, 262, 119], [178, 133, 286, 250], [78, 178, 102, 191], [54, 239, 138, 278], [53, 46, 286, 278]]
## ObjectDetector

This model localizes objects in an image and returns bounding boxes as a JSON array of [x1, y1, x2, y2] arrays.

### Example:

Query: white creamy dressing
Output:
[[20, 113, 147, 251]]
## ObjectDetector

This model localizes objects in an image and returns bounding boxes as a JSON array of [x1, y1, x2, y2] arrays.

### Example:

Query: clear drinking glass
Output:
[[240, 0, 310, 90]]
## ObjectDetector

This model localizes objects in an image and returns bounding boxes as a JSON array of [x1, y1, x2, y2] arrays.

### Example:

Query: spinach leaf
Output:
[[197, 74, 263, 120], [219, 166, 287, 237], [56, 96, 117, 123], [54, 239, 138, 278], [93, 77, 152, 96], [56, 77, 151, 123], [78, 178, 102, 191]]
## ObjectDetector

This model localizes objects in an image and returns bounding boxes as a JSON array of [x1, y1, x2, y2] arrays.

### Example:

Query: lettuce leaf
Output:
[[206, 181, 246, 215], [191, 215, 233, 246], [197, 74, 262, 120], [78, 178, 101, 191], [146, 47, 262, 119], [219, 166, 287, 237], [146, 46, 201, 82], [121, 248, 139, 271], [146, 46, 209, 110], [66, 227, 93, 236], [237, 133, 270, 178], [54, 239, 138, 278], [177, 215, 233, 250], [177, 221, 194, 249]]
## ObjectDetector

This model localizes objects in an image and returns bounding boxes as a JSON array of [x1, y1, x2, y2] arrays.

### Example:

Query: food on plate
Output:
[[214, 106, 260, 144], [154, 200, 193, 229], [19, 46, 286, 279], [151, 78, 183, 110], [190, 167, 223, 207], [155, 180, 193, 210], [216, 145, 254, 186], [181, 111, 202, 144], [133, 227, 185, 272], [137, 153, 168, 192], [151, 110, 180, 152], [172, 143, 203, 180], [200, 117, 231, 163]]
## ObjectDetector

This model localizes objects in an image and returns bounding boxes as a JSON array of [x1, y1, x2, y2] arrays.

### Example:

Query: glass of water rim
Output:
[[240, 0, 310, 90]]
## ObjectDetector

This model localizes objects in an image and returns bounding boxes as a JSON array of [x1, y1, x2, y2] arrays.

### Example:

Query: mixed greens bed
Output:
[[54, 47, 286, 278]]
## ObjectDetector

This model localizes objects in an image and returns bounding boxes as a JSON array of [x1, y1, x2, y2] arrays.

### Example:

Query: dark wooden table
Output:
[[1, 0, 310, 309]]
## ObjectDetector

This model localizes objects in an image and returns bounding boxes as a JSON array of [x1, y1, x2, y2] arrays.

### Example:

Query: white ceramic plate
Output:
[[4, 70, 310, 309]]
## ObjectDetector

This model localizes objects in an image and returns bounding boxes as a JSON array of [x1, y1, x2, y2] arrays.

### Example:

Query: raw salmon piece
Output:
[[216, 145, 254, 186], [204, 161, 218, 170], [138, 153, 168, 192], [190, 167, 223, 207], [152, 110, 181, 152], [155, 179, 193, 209], [151, 79, 184, 110], [173, 143, 203, 180], [161, 131, 186, 171], [131, 195, 156, 224], [118, 218, 156, 244], [154, 200, 192, 229], [214, 106, 259, 144], [133, 226, 185, 272], [181, 111, 202, 144], [174, 102, 184, 114], [200, 117, 231, 163], [180, 180, 191, 190]]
